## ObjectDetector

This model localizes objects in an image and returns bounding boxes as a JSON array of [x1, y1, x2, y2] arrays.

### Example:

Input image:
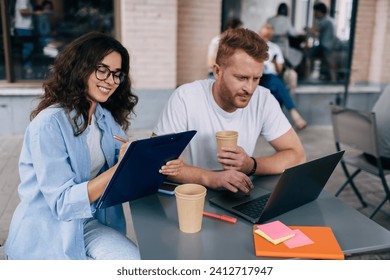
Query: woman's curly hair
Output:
[[31, 31, 138, 136]]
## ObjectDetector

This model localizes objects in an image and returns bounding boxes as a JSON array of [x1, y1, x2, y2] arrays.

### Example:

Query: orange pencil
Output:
[[113, 135, 128, 143], [203, 211, 237, 224]]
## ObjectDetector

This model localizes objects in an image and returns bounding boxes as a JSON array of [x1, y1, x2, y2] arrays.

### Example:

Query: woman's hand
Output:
[[159, 159, 183, 176], [117, 139, 138, 164]]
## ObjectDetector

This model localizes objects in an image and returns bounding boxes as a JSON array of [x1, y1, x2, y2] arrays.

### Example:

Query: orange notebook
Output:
[[253, 225, 345, 260]]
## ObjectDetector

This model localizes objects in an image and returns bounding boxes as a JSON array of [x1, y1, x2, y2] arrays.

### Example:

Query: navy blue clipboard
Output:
[[96, 130, 196, 209]]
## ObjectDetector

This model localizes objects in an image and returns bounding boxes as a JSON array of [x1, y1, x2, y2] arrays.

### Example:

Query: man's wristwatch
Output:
[[247, 157, 257, 176]]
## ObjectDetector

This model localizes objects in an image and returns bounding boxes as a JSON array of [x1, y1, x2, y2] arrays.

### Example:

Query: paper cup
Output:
[[175, 184, 207, 233], [215, 130, 238, 153]]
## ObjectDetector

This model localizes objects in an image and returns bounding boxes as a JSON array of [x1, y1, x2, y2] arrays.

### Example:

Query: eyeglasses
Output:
[[95, 65, 126, 85]]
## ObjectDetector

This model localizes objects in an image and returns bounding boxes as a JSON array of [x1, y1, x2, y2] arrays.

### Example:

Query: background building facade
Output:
[[118, 0, 390, 89], [1, 0, 390, 88], [0, 0, 388, 135]]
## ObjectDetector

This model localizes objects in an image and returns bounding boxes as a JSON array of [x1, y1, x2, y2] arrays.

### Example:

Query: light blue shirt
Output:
[[6, 104, 128, 259]]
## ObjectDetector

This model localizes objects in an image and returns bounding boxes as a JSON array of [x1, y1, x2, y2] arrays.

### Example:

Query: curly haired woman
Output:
[[5, 32, 181, 259]]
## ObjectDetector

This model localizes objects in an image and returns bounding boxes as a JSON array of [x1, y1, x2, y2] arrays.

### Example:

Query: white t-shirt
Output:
[[14, 0, 33, 30], [86, 114, 105, 179], [153, 79, 291, 170], [263, 41, 284, 75]]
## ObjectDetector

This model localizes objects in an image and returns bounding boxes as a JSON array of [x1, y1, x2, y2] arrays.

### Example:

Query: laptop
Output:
[[209, 151, 344, 223], [95, 130, 196, 209]]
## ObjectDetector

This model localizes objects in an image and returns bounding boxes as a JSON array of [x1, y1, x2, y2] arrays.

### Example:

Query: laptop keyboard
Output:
[[232, 193, 271, 219]]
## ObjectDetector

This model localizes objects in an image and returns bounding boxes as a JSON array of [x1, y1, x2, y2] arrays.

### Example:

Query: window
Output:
[[0, 0, 114, 82], [222, 0, 356, 85], [293, 0, 354, 84]]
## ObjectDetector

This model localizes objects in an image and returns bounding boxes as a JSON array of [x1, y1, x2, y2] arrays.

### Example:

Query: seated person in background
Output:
[[364, 84, 390, 169], [305, 2, 338, 82], [154, 28, 306, 194], [258, 24, 307, 130], [207, 17, 243, 79], [34, 0, 54, 48], [267, 2, 303, 69]]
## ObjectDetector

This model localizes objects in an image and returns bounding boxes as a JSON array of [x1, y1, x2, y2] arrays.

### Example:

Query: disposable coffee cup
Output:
[[215, 130, 238, 153], [175, 184, 207, 233]]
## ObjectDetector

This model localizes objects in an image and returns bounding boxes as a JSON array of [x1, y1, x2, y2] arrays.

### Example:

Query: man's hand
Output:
[[159, 159, 183, 176], [217, 146, 254, 174], [208, 169, 254, 193]]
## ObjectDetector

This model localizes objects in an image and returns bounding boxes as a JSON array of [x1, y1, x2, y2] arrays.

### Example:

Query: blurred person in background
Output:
[[305, 2, 338, 82], [207, 17, 243, 79], [267, 2, 303, 70], [259, 23, 307, 130], [14, 0, 35, 78]]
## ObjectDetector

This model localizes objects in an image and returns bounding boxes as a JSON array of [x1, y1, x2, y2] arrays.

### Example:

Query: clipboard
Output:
[[96, 130, 196, 209]]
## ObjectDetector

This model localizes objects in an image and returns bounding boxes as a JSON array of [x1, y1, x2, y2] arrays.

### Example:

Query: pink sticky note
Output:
[[256, 220, 295, 241], [283, 229, 314, 249]]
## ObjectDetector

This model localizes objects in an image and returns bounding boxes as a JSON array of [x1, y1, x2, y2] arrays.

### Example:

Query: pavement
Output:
[[1, 126, 389, 259]]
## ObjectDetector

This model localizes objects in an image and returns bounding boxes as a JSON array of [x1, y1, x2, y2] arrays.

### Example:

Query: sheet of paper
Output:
[[283, 229, 314, 249]]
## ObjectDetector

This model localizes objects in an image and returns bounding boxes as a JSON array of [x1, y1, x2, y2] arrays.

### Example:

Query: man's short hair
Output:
[[313, 2, 327, 14], [216, 28, 269, 68]]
